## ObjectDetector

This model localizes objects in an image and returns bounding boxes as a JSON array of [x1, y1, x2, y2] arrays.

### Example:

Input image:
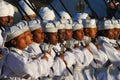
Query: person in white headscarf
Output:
[[19, 0, 36, 21], [39, 7, 56, 21]]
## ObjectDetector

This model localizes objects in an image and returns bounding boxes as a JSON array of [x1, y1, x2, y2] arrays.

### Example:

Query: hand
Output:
[[59, 54, 64, 60], [42, 55, 48, 61]]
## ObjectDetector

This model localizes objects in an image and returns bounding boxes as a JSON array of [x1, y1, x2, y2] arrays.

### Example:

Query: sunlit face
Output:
[[24, 30, 33, 45], [0, 16, 9, 27], [11, 33, 27, 50], [65, 29, 72, 40], [85, 28, 97, 38], [58, 29, 65, 43], [32, 28, 44, 44], [104, 29, 114, 39], [73, 28, 84, 41]]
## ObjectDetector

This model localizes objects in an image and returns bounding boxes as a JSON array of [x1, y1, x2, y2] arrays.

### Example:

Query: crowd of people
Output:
[[0, 0, 120, 80]]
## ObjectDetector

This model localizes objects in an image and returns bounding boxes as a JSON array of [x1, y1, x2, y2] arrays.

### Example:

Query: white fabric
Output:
[[0, 30, 3, 48], [85, 19, 96, 28], [56, 23, 65, 30], [19, 0, 35, 15], [4, 25, 24, 42], [0, 1, 8, 17], [59, 11, 71, 20], [39, 7, 55, 21], [104, 20, 114, 30], [3, 47, 39, 79], [72, 22, 83, 31], [64, 23, 72, 29], [8, 4, 14, 16], [16, 20, 29, 32], [112, 20, 120, 28], [28, 19, 41, 31], [79, 13, 88, 19], [44, 22, 58, 32]]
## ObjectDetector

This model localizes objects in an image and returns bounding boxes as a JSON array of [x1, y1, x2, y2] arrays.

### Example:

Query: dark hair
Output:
[[5, 40, 15, 48]]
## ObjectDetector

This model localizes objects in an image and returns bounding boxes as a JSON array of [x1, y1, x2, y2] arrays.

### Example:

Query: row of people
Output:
[[0, 17, 119, 80]]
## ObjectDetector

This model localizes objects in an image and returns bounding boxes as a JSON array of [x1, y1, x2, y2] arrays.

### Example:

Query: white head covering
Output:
[[73, 20, 83, 31], [104, 20, 114, 30], [28, 19, 41, 31], [39, 7, 55, 21], [59, 11, 71, 20], [19, 0, 35, 15], [77, 13, 88, 20], [8, 4, 14, 16], [56, 23, 65, 30], [44, 22, 57, 32], [112, 20, 120, 28], [16, 20, 29, 32], [0, 1, 9, 17], [85, 19, 96, 28], [4, 26, 24, 42], [64, 23, 72, 29]]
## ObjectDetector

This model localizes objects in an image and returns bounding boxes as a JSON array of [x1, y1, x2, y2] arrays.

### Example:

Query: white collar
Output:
[[10, 47, 23, 55]]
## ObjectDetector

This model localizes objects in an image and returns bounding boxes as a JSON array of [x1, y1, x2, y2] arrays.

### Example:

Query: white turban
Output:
[[0, 1, 8, 17], [28, 19, 41, 31], [8, 4, 14, 17], [59, 11, 71, 20], [44, 22, 57, 32], [19, 0, 35, 15], [39, 7, 55, 21], [85, 19, 96, 28]]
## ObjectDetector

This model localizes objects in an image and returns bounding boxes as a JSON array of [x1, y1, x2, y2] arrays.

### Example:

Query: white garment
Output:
[[3, 47, 49, 80]]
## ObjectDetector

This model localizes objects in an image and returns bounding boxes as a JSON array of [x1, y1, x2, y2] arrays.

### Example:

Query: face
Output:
[[24, 30, 33, 45], [11, 33, 27, 50], [8, 16, 13, 26], [85, 28, 97, 38], [58, 29, 66, 43], [48, 32, 58, 45], [65, 29, 72, 40], [73, 29, 84, 41], [32, 28, 44, 44], [0, 16, 9, 27], [104, 29, 114, 39], [23, 14, 36, 21]]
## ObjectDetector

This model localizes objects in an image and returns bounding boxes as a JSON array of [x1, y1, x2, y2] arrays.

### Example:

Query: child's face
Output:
[[105, 29, 115, 39], [85, 28, 97, 38], [58, 29, 65, 43], [74, 29, 84, 41], [65, 29, 72, 40], [32, 28, 44, 44], [24, 30, 33, 45], [48, 32, 58, 45], [12, 33, 27, 50]]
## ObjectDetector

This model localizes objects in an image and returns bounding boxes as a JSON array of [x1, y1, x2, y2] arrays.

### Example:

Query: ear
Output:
[[11, 40, 16, 46]]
